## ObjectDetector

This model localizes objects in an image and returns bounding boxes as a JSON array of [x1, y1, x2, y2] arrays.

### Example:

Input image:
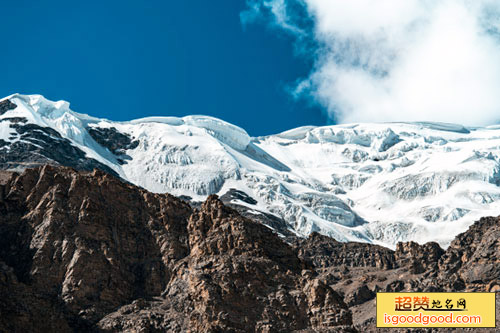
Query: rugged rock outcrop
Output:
[[0, 165, 498, 332], [295, 216, 500, 331], [0, 165, 192, 330], [295, 232, 396, 271], [0, 107, 119, 176], [437, 216, 500, 290], [395, 241, 444, 274], [0, 99, 17, 115], [0, 166, 355, 332], [99, 196, 353, 332], [86, 126, 139, 165]]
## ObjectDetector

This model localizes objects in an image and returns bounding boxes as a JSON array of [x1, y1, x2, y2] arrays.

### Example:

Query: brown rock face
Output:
[[438, 216, 500, 288], [1, 165, 498, 332], [0, 166, 354, 332], [395, 241, 444, 274], [0, 165, 192, 330], [296, 232, 396, 270], [99, 196, 353, 332], [0, 259, 73, 332], [296, 216, 500, 331]]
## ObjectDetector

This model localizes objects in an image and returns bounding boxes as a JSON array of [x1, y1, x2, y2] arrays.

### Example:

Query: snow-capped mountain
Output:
[[2, 93, 500, 248]]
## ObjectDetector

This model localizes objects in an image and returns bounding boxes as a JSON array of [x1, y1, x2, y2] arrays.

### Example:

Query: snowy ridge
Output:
[[130, 115, 251, 150], [2, 93, 500, 248]]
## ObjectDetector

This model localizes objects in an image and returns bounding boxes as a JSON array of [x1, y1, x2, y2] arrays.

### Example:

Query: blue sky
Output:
[[0, 0, 326, 136], [247, 0, 500, 126]]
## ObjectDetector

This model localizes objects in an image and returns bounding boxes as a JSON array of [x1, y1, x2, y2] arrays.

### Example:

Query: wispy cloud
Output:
[[243, 0, 500, 125]]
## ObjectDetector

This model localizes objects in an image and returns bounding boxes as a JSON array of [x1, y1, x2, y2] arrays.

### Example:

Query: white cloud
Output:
[[244, 0, 500, 125]]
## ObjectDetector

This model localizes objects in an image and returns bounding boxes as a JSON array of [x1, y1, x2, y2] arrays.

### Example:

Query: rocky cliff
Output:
[[0, 166, 498, 332]]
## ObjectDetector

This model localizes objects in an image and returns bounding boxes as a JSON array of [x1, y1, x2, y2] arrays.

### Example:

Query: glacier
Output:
[[2, 93, 500, 248]]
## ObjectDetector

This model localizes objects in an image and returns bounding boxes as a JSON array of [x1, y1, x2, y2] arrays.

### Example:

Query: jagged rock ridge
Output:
[[0, 166, 498, 332], [0, 166, 353, 332]]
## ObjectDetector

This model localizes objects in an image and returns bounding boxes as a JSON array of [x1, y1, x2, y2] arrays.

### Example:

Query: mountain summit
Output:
[[2, 94, 500, 247]]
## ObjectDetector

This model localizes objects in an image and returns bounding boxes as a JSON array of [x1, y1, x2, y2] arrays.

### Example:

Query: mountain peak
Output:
[[2, 94, 500, 248]]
